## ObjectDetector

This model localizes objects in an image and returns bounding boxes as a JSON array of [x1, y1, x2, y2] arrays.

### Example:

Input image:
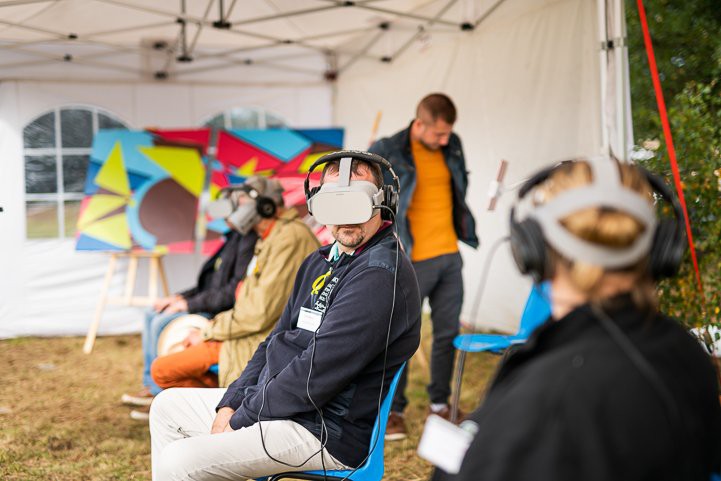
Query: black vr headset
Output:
[[304, 150, 401, 224], [509, 157, 686, 283]]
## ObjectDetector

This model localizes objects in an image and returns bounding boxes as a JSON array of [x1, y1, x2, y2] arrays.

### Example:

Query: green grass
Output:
[[0, 322, 499, 480]]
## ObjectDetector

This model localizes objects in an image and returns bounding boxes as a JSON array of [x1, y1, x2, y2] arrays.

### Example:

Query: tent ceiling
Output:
[[0, 0, 512, 83]]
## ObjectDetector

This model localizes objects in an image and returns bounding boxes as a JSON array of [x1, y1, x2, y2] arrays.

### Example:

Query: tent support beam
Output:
[[386, 0, 460, 64], [319, 0, 459, 28]]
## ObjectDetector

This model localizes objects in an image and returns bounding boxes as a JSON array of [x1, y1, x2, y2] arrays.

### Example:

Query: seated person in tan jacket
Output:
[[151, 176, 320, 389]]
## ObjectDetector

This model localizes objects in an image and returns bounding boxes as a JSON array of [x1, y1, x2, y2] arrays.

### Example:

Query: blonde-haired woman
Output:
[[432, 158, 721, 481]]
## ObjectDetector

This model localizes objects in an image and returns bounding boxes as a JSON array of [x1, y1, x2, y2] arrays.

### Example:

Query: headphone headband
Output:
[[510, 157, 685, 281]]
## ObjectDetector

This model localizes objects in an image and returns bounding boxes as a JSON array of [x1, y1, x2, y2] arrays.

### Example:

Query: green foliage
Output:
[[626, 0, 721, 330]]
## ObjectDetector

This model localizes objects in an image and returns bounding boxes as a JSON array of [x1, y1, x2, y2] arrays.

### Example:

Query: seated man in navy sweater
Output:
[[149, 151, 422, 481]]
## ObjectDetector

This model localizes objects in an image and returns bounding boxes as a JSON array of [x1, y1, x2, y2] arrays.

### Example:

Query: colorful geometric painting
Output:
[[76, 127, 343, 252], [76, 129, 209, 253]]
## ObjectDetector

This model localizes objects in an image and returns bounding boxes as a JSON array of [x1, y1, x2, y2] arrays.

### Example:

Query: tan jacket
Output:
[[200, 209, 320, 386]]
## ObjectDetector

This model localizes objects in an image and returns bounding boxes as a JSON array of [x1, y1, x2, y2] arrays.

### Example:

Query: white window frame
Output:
[[23, 105, 130, 239]]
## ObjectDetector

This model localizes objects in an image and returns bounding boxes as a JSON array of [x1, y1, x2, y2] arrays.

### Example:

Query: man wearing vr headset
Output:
[[149, 176, 319, 394], [431, 158, 721, 481], [149, 152, 422, 481], [121, 205, 259, 420], [369, 93, 479, 438]]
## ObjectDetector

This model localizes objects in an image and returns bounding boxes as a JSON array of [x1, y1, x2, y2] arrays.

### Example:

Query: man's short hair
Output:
[[244, 176, 285, 207], [416, 93, 457, 125], [320, 159, 384, 190]]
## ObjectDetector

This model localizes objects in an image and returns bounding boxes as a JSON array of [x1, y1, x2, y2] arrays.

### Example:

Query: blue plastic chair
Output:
[[267, 362, 406, 481], [450, 283, 551, 422]]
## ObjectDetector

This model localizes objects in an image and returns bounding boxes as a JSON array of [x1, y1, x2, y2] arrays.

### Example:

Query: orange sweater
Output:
[[407, 140, 458, 262]]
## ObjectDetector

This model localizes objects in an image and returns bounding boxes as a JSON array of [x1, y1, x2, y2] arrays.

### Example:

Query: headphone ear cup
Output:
[[510, 219, 549, 283], [381, 185, 398, 221], [255, 196, 277, 219], [650, 219, 685, 279], [306, 186, 321, 215]]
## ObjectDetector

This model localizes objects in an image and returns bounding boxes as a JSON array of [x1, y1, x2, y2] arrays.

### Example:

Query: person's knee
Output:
[[156, 438, 195, 480], [150, 357, 174, 388]]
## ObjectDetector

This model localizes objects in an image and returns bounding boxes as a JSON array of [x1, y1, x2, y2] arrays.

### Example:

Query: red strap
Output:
[[636, 0, 705, 302]]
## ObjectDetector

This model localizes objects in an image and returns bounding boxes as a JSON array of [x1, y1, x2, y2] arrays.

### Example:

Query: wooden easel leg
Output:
[[123, 254, 139, 304], [157, 256, 170, 297], [148, 256, 159, 305], [83, 254, 118, 354]]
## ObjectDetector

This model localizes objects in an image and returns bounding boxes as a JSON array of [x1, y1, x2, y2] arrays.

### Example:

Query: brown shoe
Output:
[[428, 405, 465, 424], [385, 412, 408, 441], [121, 387, 154, 407]]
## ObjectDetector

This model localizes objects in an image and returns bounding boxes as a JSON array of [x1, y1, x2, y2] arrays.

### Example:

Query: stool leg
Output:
[[450, 350, 467, 424]]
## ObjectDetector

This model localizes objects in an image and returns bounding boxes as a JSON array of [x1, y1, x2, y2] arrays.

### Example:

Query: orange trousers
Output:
[[151, 341, 222, 389]]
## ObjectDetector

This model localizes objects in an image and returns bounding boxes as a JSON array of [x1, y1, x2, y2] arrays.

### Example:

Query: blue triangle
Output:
[[75, 233, 125, 252], [295, 128, 344, 148]]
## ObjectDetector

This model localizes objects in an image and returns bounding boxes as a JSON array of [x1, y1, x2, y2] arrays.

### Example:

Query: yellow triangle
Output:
[[299, 152, 332, 173], [77, 195, 128, 230], [238, 157, 258, 177], [140, 146, 204, 197], [83, 213, 132, 249], [95, 142, 130, 196]]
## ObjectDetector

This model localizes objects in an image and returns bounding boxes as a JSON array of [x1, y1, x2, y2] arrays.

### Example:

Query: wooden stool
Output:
[[83, 251, 170, 354]]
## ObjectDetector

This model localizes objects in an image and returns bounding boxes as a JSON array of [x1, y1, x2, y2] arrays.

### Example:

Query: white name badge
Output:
[[417, 414, 476, 474], [297, 307, 322, 332]]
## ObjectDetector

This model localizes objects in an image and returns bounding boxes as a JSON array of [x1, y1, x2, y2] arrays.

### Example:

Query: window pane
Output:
[[25, 155, 57, 193], [98, 113, 127, 130], [204, 114, 225, 130], [26, 201, 59, 238], [266, 112, 286, 129], [63, 155, 89, 193], [64, 200, 82, 237], [61, 109, 93, 148], [229, 108, 259, 129], [23, 112, 56, 148]]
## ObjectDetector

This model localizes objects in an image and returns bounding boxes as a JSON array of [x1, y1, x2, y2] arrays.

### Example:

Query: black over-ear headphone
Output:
[[509, 160, 686, 282], [243, 184, 277, 219], [218, 184, 277, 219], [304, 150, 401, 221]]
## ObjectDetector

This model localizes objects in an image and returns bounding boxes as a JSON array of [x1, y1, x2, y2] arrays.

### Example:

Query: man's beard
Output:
[[333, 225, 365, 249]]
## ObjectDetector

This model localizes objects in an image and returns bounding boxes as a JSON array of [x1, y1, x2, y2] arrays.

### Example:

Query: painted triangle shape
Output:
[[139, 146, 205, 197], [94, 141, 130, 196], [77, 194, 128, 230], [83, 213, 132, 250]]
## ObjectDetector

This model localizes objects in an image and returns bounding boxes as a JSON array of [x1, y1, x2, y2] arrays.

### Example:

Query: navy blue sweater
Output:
[[217, 226, 421, 467]]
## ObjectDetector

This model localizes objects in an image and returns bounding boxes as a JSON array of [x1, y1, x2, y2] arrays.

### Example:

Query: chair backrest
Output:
[[514, 282, 552, 339], [304, 362, 406, 481]]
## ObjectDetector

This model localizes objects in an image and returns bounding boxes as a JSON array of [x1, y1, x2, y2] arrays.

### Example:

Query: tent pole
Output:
[[597, 0, 610, 156], [613, 0, 633, 160]]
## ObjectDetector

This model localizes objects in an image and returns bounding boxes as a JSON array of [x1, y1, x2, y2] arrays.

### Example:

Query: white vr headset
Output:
[[304, 151, 399, 225]]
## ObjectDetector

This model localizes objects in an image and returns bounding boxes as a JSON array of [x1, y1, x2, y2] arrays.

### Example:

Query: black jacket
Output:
[[179, 231, 258, 315], [433, 296, 721, 481], [217, 226, 422, 467], [368, 123, 479, 256]]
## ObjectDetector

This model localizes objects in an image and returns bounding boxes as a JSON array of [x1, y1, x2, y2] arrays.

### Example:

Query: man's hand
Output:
[[164, 297, 189, 314], [211, 407, 235, 434], [153, 296, 177, 313], [182, 328, 202, 348]]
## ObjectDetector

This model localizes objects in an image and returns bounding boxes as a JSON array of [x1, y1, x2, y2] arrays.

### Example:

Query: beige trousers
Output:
[[150, 388, 348, 481]]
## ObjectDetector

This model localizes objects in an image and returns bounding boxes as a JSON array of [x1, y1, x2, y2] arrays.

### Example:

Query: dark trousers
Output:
[[392, 252, 464, 412]]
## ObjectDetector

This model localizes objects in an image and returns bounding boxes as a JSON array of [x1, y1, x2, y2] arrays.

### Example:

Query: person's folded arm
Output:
[[230, 267, 404, 429]]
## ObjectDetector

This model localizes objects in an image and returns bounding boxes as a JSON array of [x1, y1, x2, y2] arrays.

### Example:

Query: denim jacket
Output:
[[369, 122, 479, 256]]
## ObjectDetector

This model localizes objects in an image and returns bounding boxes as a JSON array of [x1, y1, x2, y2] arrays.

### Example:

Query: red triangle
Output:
[[217, 131, 283, 172], [277, 148, 311, 174], [149, 129, 211, 155]]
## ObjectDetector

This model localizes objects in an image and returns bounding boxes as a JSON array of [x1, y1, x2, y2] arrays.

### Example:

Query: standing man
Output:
[[369, 93, 478, 439]]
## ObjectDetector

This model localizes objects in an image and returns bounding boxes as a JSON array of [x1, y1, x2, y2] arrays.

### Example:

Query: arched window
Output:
[[23, 106, 129, 239], [202, 107, 287, 130]]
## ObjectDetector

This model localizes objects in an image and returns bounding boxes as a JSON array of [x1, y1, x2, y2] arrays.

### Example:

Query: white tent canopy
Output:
[[0, 0, 630, 338]]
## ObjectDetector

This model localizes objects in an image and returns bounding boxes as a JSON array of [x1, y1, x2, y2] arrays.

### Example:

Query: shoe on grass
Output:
[[121, 387, 154, 407], [130, 405, 150, 421], [385, 411, 408, 441], [427, 404, 465, 424]]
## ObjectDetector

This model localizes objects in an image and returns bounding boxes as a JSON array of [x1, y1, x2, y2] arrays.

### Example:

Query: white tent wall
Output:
[[335, 0, 604, 332], [0, 80, 332, 338]]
